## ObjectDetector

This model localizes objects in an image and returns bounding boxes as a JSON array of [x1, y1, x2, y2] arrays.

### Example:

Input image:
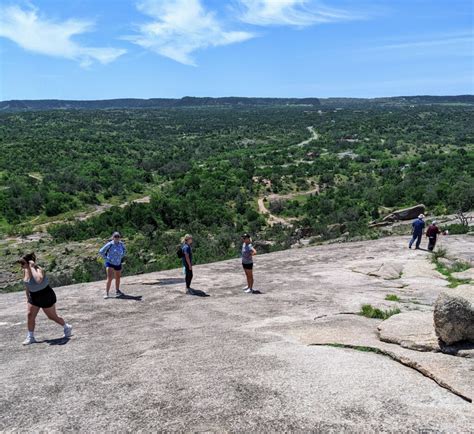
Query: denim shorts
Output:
[[105, 262, 122, 271]]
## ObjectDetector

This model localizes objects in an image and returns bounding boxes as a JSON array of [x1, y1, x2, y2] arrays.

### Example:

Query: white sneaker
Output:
[[104, 294, 110, 299], [244, 288, 253, 293], [242, 286, 249, 291], [64, 324, 73, 338], [22, 336, 36, 345]]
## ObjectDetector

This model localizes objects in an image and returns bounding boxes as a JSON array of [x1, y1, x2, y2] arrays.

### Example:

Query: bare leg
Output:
[[114, 269, 122, 291], [42, 305, 65, 326], [27, 304, 40, 333], [105, 267, 114, 295], [244, 269, 254, 289]]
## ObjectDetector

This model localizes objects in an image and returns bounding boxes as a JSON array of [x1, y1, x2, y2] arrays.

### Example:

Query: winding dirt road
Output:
[[258, 187, 319, 227]]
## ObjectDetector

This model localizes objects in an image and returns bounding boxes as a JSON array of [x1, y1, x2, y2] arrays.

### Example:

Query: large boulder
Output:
[[383, 204, 425, 222], [434, 285, 474, 345]]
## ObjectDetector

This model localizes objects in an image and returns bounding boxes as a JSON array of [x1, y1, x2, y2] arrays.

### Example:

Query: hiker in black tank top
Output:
[[18, 253, 72, 345]]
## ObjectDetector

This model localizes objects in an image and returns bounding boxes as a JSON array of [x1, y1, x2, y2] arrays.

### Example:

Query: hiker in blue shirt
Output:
[[99, 231, 127, 298], [408, 214, 425, 249]]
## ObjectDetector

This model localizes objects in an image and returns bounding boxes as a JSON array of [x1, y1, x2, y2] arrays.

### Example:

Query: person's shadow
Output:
[[116, 293, 142, 301], [188, 288, 210, 297], [41, 337, 71, 346]]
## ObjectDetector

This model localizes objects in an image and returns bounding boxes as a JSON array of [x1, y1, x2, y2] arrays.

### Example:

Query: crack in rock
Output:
[[310, 343, 472, 403]]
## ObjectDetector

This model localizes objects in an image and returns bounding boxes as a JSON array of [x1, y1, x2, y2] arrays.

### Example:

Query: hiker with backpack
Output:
[[241, 233, 258, 294], [18, 253, 72, 345], [99, 232, 127, 298], [178, 234, 194, 295]]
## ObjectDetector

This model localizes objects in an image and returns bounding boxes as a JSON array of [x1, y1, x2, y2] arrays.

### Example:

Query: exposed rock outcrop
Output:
[[1, 235, 473, 431], [383, 204, 425, 222], [377, 311, 439, 351], [451, 268, 474, 281], [434, 285, 474, 345]]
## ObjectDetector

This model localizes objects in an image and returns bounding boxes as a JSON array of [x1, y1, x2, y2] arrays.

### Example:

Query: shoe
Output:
[[186, 288, 195, 295], [242, 286, 249, 291], [115, 289, 124, 297], [22, 336, 36, 345], [64, 324, 72, 338], [244, 288, 253, 293], [104, 294, 110, 299]]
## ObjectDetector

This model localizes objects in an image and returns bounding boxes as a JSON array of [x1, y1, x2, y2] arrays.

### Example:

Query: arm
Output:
[[251, 247, 257, 256], [99, 242, 111, 259], [23, 270, 31, 300], [185, 253, 192, 269], [28, 263, 44, 284]]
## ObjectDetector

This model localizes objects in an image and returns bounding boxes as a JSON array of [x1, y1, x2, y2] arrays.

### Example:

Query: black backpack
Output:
[[176, 246, 184, 259]]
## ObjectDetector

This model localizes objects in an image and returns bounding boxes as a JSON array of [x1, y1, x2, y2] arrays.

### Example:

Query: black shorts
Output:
[[242, 263, 253, 270], [105, 262, 122, 271], [28, 285, 57, 308]]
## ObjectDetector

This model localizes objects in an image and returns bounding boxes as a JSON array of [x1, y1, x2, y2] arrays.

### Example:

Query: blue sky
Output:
[[0, 0, 472, 100]]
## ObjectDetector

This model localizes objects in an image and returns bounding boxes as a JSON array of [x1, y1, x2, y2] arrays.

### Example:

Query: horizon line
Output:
[[2, 94, 473, 103]]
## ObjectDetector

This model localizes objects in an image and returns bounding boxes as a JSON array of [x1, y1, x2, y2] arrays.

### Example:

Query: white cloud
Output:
[[0, 5, 126, 67], [237, 0, 355, 27], [377, 35, 473, 51], [129, 0, 255, 66]]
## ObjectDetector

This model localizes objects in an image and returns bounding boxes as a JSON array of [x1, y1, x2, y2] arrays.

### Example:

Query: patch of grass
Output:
[[447, 277, 471, 288], [449, 261, 471, 273], [360, 304, 401, 320], [432, 252, 472, 288], [326, 343, 383, 354], [431, 246, 448, 261], [385, 294, 400, 302]]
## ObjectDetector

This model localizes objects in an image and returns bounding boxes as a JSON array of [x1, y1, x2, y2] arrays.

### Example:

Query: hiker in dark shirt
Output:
[[426, 220, 442, 251], [408, 214, 425, 249], [181, 234, 194, 294]]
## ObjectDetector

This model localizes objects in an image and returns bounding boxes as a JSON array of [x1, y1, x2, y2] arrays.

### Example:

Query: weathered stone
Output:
[[1, 235, 474, 431], [298, 315, 474, 403], [434, 285, 474, 345], [369, 262, 403, 280], [451, 268, 474, 281], [438, 257, 455, 268], [383, 204, 425, 222], [377, 311, 439, 351]]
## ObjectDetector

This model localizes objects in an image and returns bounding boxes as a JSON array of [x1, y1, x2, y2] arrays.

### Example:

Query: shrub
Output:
[[443, 224, 469, 235]]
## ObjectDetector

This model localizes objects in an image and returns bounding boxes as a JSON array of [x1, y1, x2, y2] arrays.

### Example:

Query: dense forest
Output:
[[0, 102, 473, 288]]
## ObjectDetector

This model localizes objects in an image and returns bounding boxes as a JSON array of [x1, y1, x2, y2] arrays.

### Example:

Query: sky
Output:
[[0, 0, 472, 100]]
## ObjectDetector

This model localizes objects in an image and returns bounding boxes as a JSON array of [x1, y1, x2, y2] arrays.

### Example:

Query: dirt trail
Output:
[[32, 196, 152, 232], [256, 126, 320, 227], [258, 188, 319, 227], [294, 126, 319, 147], [257, 197, 293, 227]]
